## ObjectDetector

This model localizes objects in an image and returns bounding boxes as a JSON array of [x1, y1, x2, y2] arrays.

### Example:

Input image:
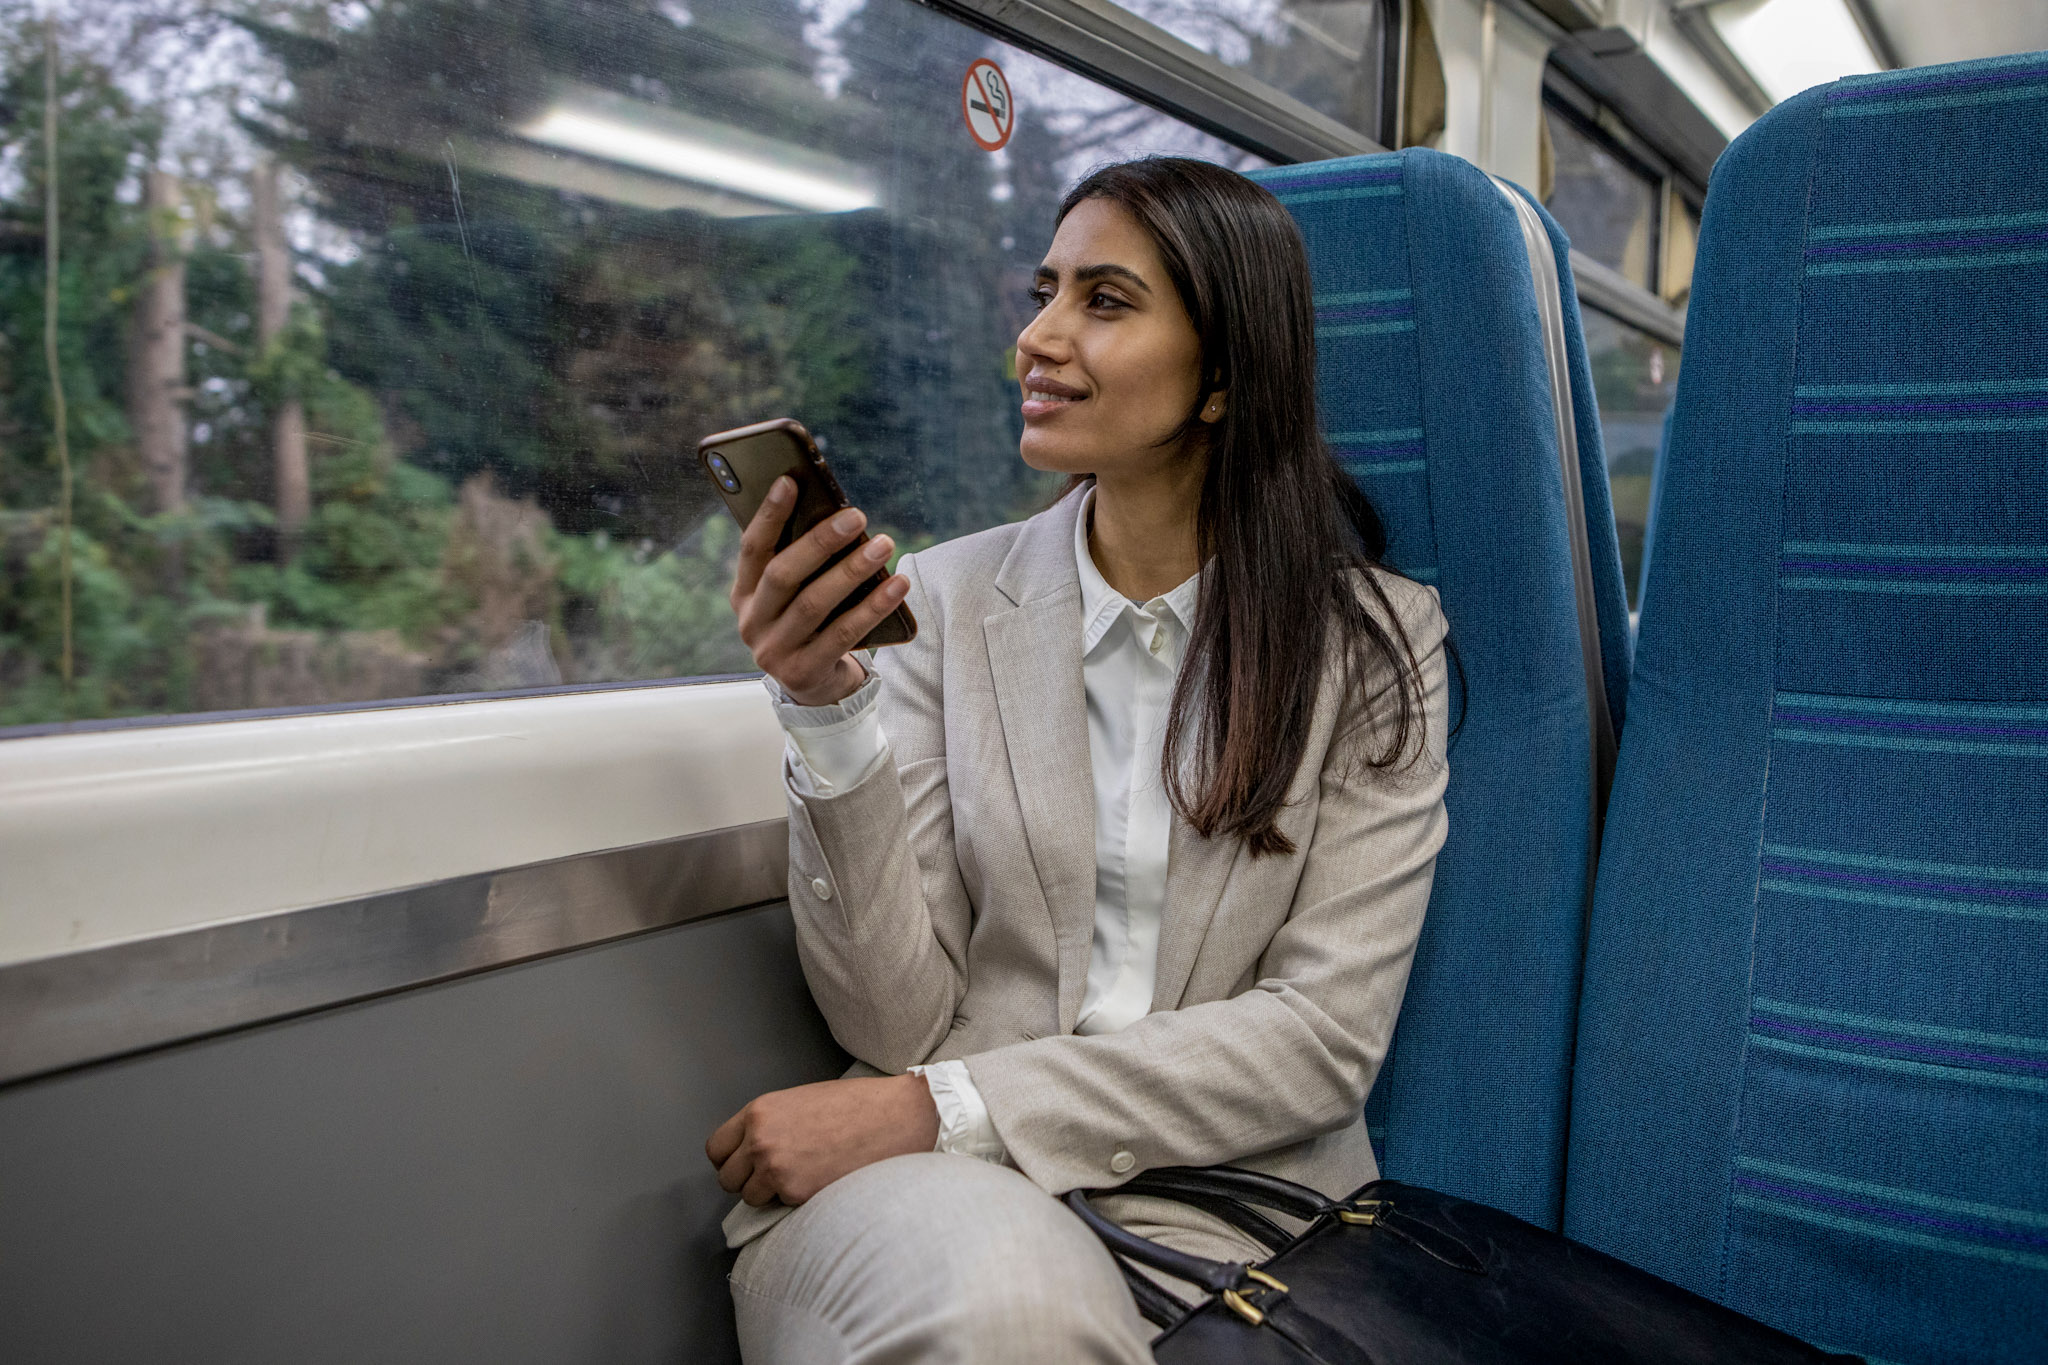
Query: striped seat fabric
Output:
[[1565, 52, 2048, 1363], [1247, 150, 1629, 1229]]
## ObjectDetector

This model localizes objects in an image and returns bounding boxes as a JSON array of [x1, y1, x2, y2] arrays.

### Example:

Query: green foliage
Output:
[[553, 516, 754, 682], [0, 0, 1064, 727]]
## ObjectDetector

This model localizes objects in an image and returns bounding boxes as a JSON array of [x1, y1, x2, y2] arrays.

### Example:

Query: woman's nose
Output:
[[1016, 307, 1067, 362], [1015, 315, 1064, 366]]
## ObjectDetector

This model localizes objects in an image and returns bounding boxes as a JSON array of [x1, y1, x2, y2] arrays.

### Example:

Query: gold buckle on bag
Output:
[[1338, 1198, 1389, 1226], [1221, 1267, 1291, 1325]]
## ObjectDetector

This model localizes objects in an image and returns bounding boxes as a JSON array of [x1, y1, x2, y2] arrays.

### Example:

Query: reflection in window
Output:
[[1580, 309, 1680, 609], [1543, 105, 1657, 291], [0, 2, 1261, 729], [1123, 0, 1395, 143], [1662, 194, 1700, 308]]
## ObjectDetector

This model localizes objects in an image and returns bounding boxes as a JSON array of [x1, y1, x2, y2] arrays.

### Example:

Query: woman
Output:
[[707, 156, 1449, 1362]]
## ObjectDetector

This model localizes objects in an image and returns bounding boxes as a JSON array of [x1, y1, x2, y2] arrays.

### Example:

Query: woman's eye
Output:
[[1027, 287, 1052, 310], [1089, 291, 1128, 312]]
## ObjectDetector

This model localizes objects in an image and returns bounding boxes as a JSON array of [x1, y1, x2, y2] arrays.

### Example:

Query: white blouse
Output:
[[769, 487, 1200, 1165]]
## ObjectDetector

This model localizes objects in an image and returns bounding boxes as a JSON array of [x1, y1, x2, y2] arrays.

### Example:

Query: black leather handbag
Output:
[[1064, 1168, 1862, 1364]]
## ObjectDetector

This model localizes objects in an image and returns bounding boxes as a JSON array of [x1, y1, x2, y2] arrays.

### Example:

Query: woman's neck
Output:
[[1087, 457, 1204, 603]]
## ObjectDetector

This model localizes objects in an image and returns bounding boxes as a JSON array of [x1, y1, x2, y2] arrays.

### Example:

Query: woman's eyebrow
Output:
[[1034, 262, 1153, 294]]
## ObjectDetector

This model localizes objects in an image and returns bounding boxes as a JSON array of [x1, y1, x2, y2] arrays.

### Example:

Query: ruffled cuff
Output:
[[908, 1059, 1009, 1165], [765, 665, 888, 796]]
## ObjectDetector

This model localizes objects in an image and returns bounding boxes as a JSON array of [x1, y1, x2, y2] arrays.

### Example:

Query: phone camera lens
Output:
[[707, 453, 741, 494]]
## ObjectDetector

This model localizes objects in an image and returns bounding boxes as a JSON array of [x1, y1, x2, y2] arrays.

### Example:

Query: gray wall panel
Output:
[[0, 902, 846, 1365]]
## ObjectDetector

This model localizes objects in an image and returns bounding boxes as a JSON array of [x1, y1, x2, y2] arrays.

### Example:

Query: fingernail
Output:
[[770, 477, 793, 502], [832, 510, 862, 535], [886, 576, 908, 599], [864, 537, 891, 562]]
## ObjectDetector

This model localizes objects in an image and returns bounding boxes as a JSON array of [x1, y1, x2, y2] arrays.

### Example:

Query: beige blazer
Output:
[[769, 487, 1446, 1217]]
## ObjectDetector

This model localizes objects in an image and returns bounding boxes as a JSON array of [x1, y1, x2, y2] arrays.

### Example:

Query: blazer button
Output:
[[1110, 1150, 1136, 1175], [810, 877, 833, 901]]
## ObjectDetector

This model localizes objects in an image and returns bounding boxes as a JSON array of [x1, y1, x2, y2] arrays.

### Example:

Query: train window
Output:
[[1580, 309, 1680, 607], [0, 3, 1262, 732], [1542, 101, 1660, 293], [1121, 0, 1399, 144], [1661, 191, 1701, 308]]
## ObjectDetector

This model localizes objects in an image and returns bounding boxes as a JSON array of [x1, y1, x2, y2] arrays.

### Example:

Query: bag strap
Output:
[[1118, 1177, 1292, 1251], [1116, 1259, 1194, 1330], [1121, 1166, 1339, 1222], [1062, 1188, 1255, 1297]]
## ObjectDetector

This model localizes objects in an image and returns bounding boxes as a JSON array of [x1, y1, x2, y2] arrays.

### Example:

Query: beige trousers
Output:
[[728, 1153, 1270, 1364]]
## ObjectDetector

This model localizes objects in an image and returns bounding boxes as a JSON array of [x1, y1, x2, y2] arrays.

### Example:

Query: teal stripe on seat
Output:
[[1775, 693, 2048, 721], [1771, 729, 2048, 759], [1328, 427, 1423, 444], [1805, 248, 2048, 277], [1753, 999, 2048, 1058], [1824, 83, 2048, 120], [1782, 540, 2048, 557], [1758, 877, 2048, 925], [1315, 289, 1413, 305], [1791, 381, 2048, 398], [1734, 1156, 2048, 1231], [1318, 320, 1417, 338], [1760, 842, 2048, 887], [1275, 185, 1403, 205], [1749, 1034, 2048, 1094], [1730, 1194, 2048, 1272], [1344, 459, 1426, 476], [1809, 210, 2048, 241]]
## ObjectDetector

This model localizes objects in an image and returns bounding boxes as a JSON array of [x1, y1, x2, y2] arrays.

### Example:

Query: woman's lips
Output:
[[1021, 377, 1086, 420]]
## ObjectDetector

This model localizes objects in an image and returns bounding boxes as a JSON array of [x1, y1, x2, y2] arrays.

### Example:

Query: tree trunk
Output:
[[253, 161, 310, 548], [127, 169, 187, 515]]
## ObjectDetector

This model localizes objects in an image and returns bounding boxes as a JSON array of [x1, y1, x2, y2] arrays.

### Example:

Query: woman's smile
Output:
[[1020, 372, 1087, 420]]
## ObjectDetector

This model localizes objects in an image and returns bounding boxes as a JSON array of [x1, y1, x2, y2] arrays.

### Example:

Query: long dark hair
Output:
[[1056, 157, 1433, 857]]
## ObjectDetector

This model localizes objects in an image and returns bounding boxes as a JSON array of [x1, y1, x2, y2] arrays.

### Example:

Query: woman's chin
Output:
[[1017, 433, 1094, 476]]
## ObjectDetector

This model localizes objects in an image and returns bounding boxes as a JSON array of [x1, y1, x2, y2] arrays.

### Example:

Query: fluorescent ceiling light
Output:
[[521, 105, 879, 214], [1707, 0, 1883, 105]]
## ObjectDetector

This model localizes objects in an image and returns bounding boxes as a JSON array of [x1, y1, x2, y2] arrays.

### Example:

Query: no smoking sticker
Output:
[[962, 58, 1014, 152]]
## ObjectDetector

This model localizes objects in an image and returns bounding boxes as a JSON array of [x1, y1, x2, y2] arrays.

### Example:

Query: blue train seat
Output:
[[1565, 53, 2048, 1362], [1249, 149, 1631, 1228]]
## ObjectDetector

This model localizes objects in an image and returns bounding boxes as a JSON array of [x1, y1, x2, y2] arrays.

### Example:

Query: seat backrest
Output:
[[1249, 149, 1630, 1229], [1565, 54, 2048, 1363]]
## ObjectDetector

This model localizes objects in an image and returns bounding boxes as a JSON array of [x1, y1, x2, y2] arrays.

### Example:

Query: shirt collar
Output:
[[1074, 485, 1203, 655]]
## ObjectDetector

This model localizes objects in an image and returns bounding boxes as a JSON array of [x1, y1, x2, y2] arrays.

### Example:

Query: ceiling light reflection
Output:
[[1707, 0, 1883, 105], [520, 106, 879, 214]]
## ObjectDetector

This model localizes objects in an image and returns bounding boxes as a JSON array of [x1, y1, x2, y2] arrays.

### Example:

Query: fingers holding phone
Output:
[[732, 476, 909, 707]]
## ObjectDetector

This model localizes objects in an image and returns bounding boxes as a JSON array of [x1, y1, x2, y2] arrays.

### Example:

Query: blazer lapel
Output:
[[1151, 812, 1244, 1013], [985, 490, 1098, 1032]]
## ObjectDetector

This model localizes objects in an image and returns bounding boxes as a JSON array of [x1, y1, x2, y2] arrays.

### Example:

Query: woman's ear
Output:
[[1199, 390, 1228, 424]]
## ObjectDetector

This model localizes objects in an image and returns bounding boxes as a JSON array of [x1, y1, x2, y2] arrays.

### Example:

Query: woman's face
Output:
[[1015, 197, 1215, 479]]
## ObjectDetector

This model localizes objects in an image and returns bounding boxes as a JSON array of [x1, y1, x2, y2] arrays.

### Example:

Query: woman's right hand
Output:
[[732, 476, 910, 707]]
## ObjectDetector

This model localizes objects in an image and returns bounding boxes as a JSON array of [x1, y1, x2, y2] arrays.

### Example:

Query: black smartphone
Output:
[[696, 418, 917, 649]]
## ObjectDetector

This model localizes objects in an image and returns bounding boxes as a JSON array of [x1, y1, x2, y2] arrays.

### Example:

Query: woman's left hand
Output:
[[707, 1073, 941, 1206]]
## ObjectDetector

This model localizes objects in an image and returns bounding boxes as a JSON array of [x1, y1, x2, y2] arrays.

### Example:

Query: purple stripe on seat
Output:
[[1759, 859, 2048, 903], [1751, 1016, 2048, 1072], [1314, 304, 1415, 323], [1790, 397, 2048, 415], [1262, 168, 1404, 190], [1771, 712, 2048, 739], [1330, 445, 1423, 461], [1733, 1176, 2048, 1246], [1807, 228, 2048, 256], [1827, 65, 2048, 101], [1780, 561, 2048, 576]]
